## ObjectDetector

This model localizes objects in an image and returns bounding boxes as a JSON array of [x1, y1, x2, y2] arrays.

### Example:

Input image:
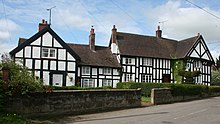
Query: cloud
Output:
[[0, 19, 20, 41], [145, 0, 220, 43]]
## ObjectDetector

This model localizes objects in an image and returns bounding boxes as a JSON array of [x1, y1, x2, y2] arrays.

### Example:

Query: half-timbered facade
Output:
[[10, 20, 214, 87], [109, 25, 214, 85], [10, 20, 120, 87]]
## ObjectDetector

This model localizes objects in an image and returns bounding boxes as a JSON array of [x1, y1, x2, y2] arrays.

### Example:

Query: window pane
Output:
[[50, 49, 55, 57], [42, 48, 48, 57]]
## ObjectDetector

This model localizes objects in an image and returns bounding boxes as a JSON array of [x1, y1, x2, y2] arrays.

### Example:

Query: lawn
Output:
[[141, 96, 151, 102]]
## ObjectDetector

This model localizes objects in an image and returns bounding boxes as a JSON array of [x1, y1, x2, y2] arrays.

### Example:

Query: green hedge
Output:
[[209, 86, 220, 93], [116, 82, 209, 97]]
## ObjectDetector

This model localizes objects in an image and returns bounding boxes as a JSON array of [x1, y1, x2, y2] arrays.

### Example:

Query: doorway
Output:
[[162, 74, 171, 83]]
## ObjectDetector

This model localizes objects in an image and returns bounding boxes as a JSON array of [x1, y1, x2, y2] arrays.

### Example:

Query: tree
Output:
[[0, 54, 44, 95], [216, 56, 220, 72]]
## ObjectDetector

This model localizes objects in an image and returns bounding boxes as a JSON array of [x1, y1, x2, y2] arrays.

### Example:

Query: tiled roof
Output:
[[176, 36, 198, 58], [116, 32, 199, 59], [68, 44, 121, 68]]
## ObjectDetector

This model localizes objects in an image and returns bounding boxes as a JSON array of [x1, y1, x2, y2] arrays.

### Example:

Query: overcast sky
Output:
[[1, 0, 220, 59]]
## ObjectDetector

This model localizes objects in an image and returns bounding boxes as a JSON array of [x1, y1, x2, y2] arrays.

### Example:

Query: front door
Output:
[[162, 74, 171, 83]]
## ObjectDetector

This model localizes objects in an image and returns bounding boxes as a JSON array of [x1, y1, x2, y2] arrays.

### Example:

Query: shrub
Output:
[[117, 82, 209, 97], [209, 86, 220, 93], [0, 61, 44, 96], [211, 71, 220, 86]]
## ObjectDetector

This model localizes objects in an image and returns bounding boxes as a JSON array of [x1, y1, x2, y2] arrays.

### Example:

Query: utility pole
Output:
[[47, 6, 56, 25]]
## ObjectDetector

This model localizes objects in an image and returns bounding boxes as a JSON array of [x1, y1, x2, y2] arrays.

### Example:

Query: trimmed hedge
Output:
[[117, 82, 210, 97]]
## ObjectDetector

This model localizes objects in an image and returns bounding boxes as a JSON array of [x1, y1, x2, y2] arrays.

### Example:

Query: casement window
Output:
[[82, 79, 94, 87], [82, 67, 90, 74], [125, 58, 132, 64], [125, 74, 133, 82], [142, 74, 152, 82], [103, 79, 112, 87], [103, 68, 111, 75], [42, 48, 56, 58], [143, 58, 152, 66], [194, 61, 201, 69]]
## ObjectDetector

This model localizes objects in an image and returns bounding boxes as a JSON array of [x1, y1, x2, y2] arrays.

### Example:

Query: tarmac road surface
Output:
[[61, 96, 220, 124]]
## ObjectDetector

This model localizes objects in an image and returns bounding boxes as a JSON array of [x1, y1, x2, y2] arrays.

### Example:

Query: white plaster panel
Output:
[[35, 60, 41, 69], [202, 53, 209, 60], [50, 61, 56, 70], [92, 68, 97, 75], [67, 62, 75, 71], [25, 46, 31, 58], [99, 76, 104, 78], [31, 37, 41, 45], [35, 70, 40, 78], [15, 58, 23, 65], [67, 53, 75, 61], [42, 32, 52, 47], [127, 66, 130, 73], [33, 47, 40, 58], [99, 68, 103, 74], [58, 61, 65, 71], [132, 66, 135, 73], [43, 71, 49, 85], [58, 49, 66, 60], [113, 80, 119, 88], [25, 59, 32, 69], [99, 79, 103, 87], [78, 67, 80, 76], [15, 49, 23, 57], [113, 69, 119, 75], [66, 73, 75, 86], [43, 60, 48, 69], [54, 39, 62, 48]]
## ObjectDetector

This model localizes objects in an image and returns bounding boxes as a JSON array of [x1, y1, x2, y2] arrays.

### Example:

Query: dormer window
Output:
[[42, 48, 56, 58]]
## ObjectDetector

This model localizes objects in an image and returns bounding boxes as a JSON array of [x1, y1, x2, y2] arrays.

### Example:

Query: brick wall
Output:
[[6, 89, 141, 117]]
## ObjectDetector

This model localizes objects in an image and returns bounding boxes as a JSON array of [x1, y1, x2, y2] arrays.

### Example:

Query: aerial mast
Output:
[[47, 6, 56, 25]]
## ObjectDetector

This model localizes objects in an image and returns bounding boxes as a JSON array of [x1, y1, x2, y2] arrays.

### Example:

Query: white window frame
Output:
[[125, 58, 132, 64], [103, 68, 111, 75], [143, 58, 152, 66], [42, 48, 56, 58], [126, 74, 133, 82], [103, 79, 112, 87], [142, 74, 152, 82], [82, 66, 90, 75], [82, 79, 94, 87], [194, 61, 201, 69]]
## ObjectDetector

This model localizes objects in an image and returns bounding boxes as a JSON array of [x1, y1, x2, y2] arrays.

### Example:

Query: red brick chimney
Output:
[[39, 19, 48, 31], [112, 25, 117, 44], [89, 26, 95, 51], [156, 26, 162, 38]]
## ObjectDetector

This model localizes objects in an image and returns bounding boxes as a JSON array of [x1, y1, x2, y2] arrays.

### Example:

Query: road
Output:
[[61, 96, 220, 124]]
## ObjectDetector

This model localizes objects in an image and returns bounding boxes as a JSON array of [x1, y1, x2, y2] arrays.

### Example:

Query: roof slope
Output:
[[68, 44, 121, 68], [116, 32, 200, 59], [176, 36, 198, 58], [117, 32, 177, 59]]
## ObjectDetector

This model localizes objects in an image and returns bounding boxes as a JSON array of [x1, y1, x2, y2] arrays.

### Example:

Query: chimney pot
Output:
[[89, 26, 95, 51], [39, 19, 49, 31], [112, 25, 117, 44], [156, 25, 162, 38]]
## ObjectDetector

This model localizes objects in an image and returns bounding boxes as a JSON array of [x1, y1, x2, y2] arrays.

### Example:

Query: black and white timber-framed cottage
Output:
[[10, 20, 214, 87]]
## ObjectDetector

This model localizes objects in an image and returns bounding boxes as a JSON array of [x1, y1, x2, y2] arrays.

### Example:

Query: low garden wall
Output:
[[5, 89, 141, 117], [151, 88, 220, 105]]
